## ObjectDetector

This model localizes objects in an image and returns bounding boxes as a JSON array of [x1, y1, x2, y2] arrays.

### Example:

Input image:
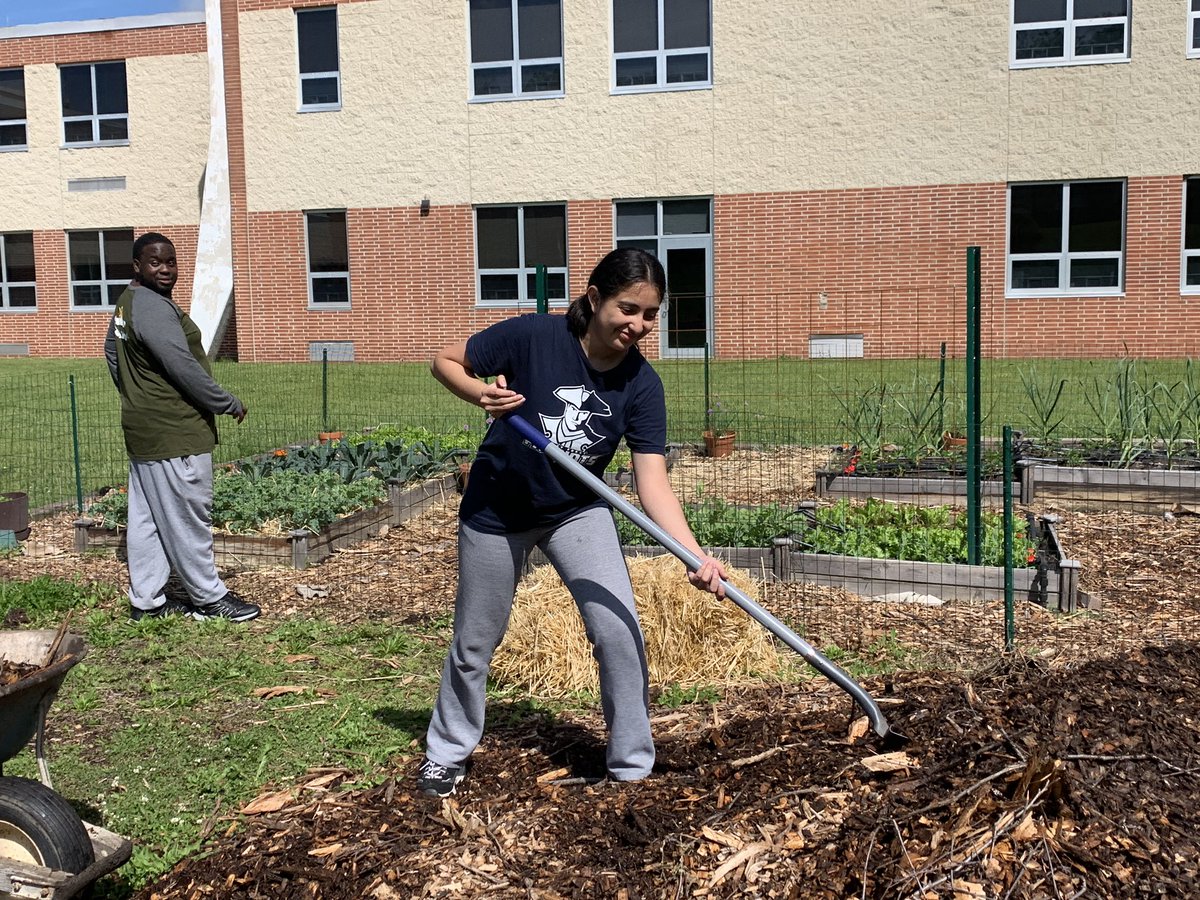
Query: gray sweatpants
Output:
[[425, 506, 654, 780], [126, 454, 228, 611]]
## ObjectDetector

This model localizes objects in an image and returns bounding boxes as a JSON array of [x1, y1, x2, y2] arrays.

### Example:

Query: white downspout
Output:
[[191, 0, 234, 357]]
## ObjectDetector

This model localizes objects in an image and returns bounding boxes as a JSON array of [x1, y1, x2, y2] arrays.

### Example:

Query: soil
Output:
[[4, 447, 1200, 898], [131, 647, 1200, 899]]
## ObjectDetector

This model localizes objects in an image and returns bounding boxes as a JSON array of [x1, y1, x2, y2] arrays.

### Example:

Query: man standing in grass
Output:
[[104, 232, 260, 622]]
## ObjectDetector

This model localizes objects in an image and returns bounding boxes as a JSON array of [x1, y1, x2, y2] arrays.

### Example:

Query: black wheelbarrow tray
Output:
[[0, 629, 133, 899]]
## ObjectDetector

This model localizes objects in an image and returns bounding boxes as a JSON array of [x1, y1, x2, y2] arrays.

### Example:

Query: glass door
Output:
[[660, 240, 711, 358], [614, 197, 713, 359]]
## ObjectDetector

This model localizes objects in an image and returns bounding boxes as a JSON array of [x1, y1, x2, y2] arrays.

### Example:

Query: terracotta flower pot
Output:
[[940, 431, 967, 452], [703, 431, 736, 458]]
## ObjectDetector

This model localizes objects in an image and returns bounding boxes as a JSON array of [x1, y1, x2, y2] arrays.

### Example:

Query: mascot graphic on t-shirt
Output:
[[539, 385, 611, 463]]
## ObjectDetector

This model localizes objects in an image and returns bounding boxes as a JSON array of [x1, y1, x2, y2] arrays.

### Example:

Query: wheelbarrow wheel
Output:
[[0, 775, 95, 875]]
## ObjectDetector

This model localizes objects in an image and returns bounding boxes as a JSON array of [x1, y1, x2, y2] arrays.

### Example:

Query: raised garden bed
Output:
[[1018, 462, 1200, 512], [532, 499, 1086, 613], [817, 443, 1200, 513], [816, 470, 1005, 506], [601, 446, 682, 491], [74, 475, 457, 570]]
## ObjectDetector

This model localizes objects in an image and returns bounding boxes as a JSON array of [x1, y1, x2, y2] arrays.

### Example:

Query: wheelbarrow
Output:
[[0, 628, 133, 899]]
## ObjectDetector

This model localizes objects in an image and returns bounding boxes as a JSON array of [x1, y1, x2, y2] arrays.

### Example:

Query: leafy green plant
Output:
[[1019, 368, 1067, 445], [655, 683, 721, 708], [827, 379, 888, 461], [605, 447, 633, 473], [1145, 379, 1197, 468], [348, 423, 481, 453], [88, 471, 386, 534], [704, 396, 736, 436], [798, 498, 1036, 567], [614, 498, 800, 548], [894, 375, 945, 458], [1083, 358, 1152, 467], [231, 434, 466, 487]]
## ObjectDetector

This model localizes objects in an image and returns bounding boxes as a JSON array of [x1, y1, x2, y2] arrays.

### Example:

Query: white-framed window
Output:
[[297, 7, 341, 111], [0, 69, 27, 151], [0, 233, 36, 310], [1184, 177, 1200, 292], [475, 204, 567, 306], [612, 0, 711, 93], [1007, 180, 1125, 296], [469, 0, 563, 100], [1190, 0, 1200, 57], [1011, 1, 1130, 67], [60, 61, 128, 146], [68, 230, 134, 309], [305, 211, 350, 307]]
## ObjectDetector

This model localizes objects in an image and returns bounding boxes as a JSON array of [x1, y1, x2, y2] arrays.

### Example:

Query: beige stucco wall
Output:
[[239, 0, 1200, 212], [2, 53, 209, 230]]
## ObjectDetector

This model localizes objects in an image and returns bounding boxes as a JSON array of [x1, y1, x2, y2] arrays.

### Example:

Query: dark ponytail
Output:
[[565, 247, 667, 337]]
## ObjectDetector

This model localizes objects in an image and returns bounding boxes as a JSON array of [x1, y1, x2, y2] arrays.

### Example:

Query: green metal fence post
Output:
[[68, 375, 84, 513], [321, 349, 329, 433], [703, 341, 711, 434], [966, 247, 982, 564], [937, 341, 947, 440], [535, 264, 547, 314], [1003, 424, 1015, 652]]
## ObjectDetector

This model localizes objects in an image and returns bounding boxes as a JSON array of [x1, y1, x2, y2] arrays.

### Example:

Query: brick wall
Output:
[[9, 179, 1198, 361], [0, 23, 205, 66], [237, 0, 378, 11], [0, 226, 199, 357], [714, 176, 1197, 360], [236, 199, 627, 363]]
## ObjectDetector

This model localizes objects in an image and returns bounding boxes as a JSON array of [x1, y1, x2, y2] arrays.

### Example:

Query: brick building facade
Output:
[[1, 1, 1198, 361]]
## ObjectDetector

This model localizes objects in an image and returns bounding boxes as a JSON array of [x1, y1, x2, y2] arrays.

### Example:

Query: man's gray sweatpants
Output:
[[126, 454, 229, 611], [425, 506, 654, 781]]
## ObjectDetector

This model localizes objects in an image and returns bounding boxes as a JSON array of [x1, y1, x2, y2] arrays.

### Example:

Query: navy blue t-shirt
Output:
[[459, 314, 667, 533]]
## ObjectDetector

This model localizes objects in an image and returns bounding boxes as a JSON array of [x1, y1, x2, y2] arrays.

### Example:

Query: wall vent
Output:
[[309, 341, 354, 362], [809, 334, 864, 359], [0, 343, 30, 356], [67, 176, 127, 192]]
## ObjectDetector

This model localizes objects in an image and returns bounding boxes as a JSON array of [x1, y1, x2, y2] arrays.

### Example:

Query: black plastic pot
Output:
[[0, 491, 30, 541]]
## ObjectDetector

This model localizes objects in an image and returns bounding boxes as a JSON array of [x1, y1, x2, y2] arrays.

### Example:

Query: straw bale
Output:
[[492, 554, 784, 698]]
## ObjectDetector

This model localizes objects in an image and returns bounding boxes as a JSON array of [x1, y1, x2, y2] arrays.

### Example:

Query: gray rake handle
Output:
[[504, 413, 897, 741]]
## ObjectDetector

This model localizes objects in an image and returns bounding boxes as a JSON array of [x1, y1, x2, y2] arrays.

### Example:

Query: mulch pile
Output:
[[6, 452, 1200, 898], [138, 643, 1200, 899]]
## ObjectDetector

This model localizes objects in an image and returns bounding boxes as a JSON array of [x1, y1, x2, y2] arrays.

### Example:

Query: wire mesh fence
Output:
[[3, 279, 1198, 672]]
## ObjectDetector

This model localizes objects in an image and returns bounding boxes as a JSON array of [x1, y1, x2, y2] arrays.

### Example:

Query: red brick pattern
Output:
[[14, 178, 1198, 361], [0, 226, 199, 357], [0, 23, 205, 67], [223, 0, 250, 361], [715, 177, 1197, 359], [237, 200, 636, 363], [237, 0, 377, 11]]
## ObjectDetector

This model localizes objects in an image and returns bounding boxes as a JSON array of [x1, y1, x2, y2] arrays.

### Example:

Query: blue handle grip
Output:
[[503, 412, 550, 450]]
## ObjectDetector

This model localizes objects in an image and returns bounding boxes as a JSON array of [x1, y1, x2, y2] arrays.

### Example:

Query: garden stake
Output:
[[503, 413, 908, 749]]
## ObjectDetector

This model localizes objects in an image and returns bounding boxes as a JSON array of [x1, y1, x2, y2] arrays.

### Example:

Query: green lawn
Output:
[[3, 355, 1198, 510]]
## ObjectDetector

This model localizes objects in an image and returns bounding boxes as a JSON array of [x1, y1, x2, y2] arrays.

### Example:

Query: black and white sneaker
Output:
[[130, 597, 194, 621], [191, 592, 261, 622], [416, 758, 467, 797]]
